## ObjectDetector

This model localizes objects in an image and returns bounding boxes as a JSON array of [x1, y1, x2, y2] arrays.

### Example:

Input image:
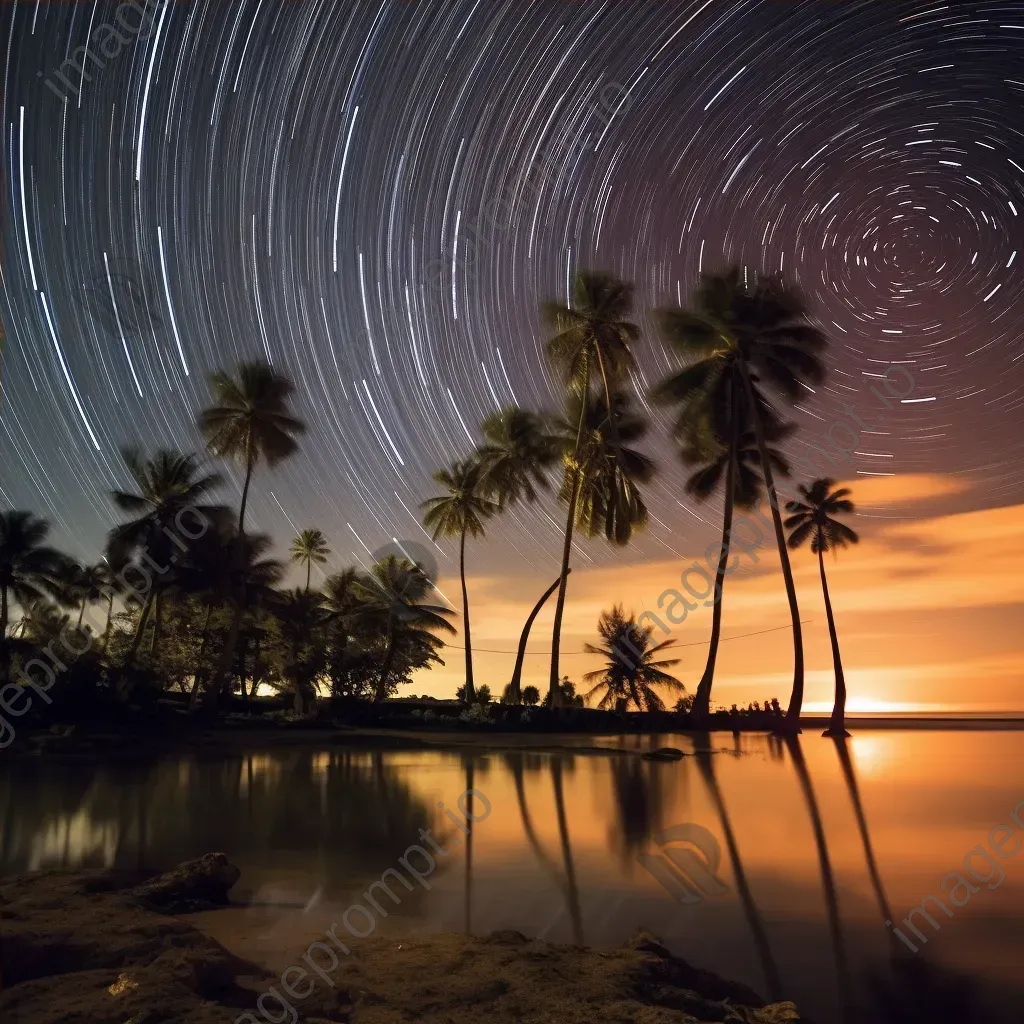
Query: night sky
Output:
[[2, 0, 1023, 600]]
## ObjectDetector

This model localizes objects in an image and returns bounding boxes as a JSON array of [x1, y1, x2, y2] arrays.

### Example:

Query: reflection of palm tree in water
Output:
[[785, 735, 853, 1022], [550, 757, 584, 944], [504, 751, 583, 944], [830, 737, 892, 925], [693, 734, 783, 1001]]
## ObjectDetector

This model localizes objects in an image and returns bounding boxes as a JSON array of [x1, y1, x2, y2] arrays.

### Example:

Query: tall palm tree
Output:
[[658, 268, 827, 728], [582, 605, 684, 712], [352, 555, 455, 702], [548, 390, 653, 701], [421, 460, 498, 702], [543, 272, 640, 696], [0, 510, 70, 676], [675, 426, 790, 718], [290, 528, 330, 591], [107, 448, 224, 664], [476, 406, 561, 703], [785, 479, 859, 737], [200, 360, 305, 700]]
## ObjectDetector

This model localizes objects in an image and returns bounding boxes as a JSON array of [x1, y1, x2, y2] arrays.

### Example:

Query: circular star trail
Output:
[[2, 0, 1023, 582]]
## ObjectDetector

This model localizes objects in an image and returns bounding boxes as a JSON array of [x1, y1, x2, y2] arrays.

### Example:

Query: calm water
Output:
[[2, 731, 1021, 1022]]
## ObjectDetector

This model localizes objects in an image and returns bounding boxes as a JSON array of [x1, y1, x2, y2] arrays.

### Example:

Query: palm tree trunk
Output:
[[188, 602, 216, 711], [207, 448, 256, 709], [695, 402, 740, 719], [738, 363, 804, 727], [457, 524, 476, 701], [374, 616, 397, 703], [510, 574, 567, 703], [819, 548, 849, 737], [149, 591, 163, 657], [548, 472, 581, 703], [77, 599, 86, 630], [101, 593, 114, 654], [305, 561, 311, 592], [126, 590, 155, 663], [1, 585, 9, 680]]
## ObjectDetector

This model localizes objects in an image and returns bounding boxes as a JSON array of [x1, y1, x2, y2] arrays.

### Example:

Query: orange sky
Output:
[[412, 473, 1024, 712]]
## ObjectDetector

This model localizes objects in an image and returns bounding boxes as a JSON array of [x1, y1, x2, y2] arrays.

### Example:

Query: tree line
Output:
[[0, 265, 860, 734]]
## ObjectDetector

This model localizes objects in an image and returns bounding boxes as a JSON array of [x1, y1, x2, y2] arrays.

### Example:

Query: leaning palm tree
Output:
[[658, 267, 827, 727], [200, 360, 305, 700], [290, 528, 330, 591], [421, 460, 498, 702], [549, 391, 654, 702], [544, 272, 639, 694], [352, 555, 455, 702], [582, 605, 684, 712], [68, 562, 113, 632], [107, 449, 225, 664], [0, 510, 70, 676], [785, 478, 859, 737], [676, 426, 791, 718]]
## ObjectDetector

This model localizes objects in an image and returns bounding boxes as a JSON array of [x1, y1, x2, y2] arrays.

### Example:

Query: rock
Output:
[[642, 746, 685, 762], [131, 852, 241, 912]]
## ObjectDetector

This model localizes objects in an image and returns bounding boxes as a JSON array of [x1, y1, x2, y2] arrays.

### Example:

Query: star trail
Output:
[[2, 0, 1023, 586]]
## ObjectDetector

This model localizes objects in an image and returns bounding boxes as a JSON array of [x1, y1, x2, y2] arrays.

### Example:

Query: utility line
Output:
[[443, 620, 812, 654]]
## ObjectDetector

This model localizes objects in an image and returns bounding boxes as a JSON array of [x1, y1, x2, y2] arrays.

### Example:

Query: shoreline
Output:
[[0, 855, 805, 1024]]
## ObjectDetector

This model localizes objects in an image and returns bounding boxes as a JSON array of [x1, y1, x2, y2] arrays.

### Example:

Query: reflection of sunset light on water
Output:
[[28, 808, 118, 870]]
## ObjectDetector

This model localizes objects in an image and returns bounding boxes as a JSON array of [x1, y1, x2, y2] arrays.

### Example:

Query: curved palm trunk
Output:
[[459, 525, 475, 702], [76, 600, 86, 630], [510, 573, 567, 703], [786, 735, 853, 1021], [550, 758, 584, 944], [694, 740, 783, 1001], [738, 363, 804, 727], [695, 411, 740, 719], [149, 592, 163, 657], [305, 561, 312, 592], [126, 590, 155, 663], [819, 548, 849, 737], [509, 755, 561, 878], [374, 615, 397, 703], [548, 473, 581, 702], [831, 737, 892, 925], [101, 592, 115, 654]]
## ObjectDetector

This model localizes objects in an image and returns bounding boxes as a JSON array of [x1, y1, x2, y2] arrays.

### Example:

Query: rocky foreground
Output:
[[1, 854, 804, 1024]]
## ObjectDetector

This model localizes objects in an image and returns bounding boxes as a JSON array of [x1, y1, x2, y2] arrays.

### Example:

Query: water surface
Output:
[[2, 730, 1020, 1022]]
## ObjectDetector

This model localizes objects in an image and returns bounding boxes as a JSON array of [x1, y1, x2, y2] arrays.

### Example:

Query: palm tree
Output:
[[786, 478, 858, 737], [421, 460, 498, 702], [543, 272, 640, 696], [352, 555, 455, 702], [658, 268, 827, 728], [521, 684, 540, 706], [582, 605, 684, 712], [200, 360, 304, 700], [548, 390, 653, 702], [290, 528, 330, 591], [477, 406, 560, 506], [0, 511, 70, 676], [476, 406, 561, 704], [107, 448, 224, 664], [68, 563, 109, 632], [675, 427, 790, 718]]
